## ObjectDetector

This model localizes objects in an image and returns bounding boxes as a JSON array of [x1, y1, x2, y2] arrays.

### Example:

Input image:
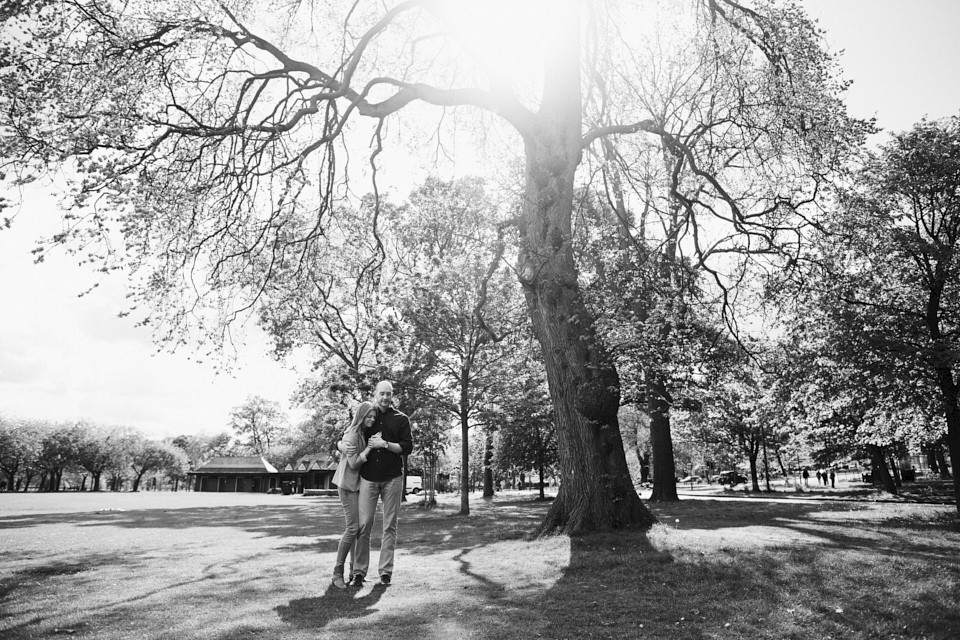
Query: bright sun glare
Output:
[[434, 0, 581, 94]]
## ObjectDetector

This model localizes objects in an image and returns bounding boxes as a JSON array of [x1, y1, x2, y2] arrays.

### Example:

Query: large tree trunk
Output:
[[426, 453, 438, 507], [482, 429, 495, 499], [746, 435, 761, 492], [521, 205, 653, 534], [602, 123, 680, 506], [868, 445, 898, 495], [760, 423, 773, 492], [924, 444, 939, 474], [648, 374, 678, 502], [774, 446, 790, 483], [537, 462, 546, 500], [459, 377, 470, 515], [934, 374, 960, 515], [925, 280, 959, 510], [516, 3, 655, 535], [888, 455, 902, 488], [600, 127, 679, 507], [935, 444, 951, 479], [638, 451, 650, 484]]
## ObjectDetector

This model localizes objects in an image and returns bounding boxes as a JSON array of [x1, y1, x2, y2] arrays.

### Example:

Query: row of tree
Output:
[[3, 130, 957, 509], [0, 417, 188, 492], [4, 133, 958, 507], [0, 378, 557, 498], [1, 1, 957, 527]]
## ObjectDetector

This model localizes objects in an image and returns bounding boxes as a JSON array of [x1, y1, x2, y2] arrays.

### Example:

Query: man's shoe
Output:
[[331, 575, 347, 590], [350, 574, 365, 588], [380, 574, 391, 585]]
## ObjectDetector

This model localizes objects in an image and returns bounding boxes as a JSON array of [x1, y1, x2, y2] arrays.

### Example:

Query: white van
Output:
[[405, 475, 423, 494]]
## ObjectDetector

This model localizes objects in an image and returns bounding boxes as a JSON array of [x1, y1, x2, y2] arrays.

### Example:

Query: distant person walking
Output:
[[330, 401, 377, 589], [802, 468, 810, 487], [351, 381, 413, 586], [829, 469, 836, 488]]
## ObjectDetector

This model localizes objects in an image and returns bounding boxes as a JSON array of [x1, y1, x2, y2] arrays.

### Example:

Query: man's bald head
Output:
[[374, 380, 394, 411]]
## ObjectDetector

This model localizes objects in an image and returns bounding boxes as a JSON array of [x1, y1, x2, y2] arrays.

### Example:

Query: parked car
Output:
[[405, 475, 423, 494], [717, 470, 747, 485], [678, 475, 704, 484]]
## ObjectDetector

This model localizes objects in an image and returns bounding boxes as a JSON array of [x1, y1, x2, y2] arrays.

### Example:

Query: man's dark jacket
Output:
[[361, 406, 413, 482]]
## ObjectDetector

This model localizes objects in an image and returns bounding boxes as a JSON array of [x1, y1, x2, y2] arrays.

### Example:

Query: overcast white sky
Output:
[[804, 0, 960, 136], [1, 0, 959, 440], [0, 184, 306, 438]]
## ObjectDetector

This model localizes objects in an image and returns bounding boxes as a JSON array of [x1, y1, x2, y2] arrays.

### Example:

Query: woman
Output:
[[330, 401, 376, 589]]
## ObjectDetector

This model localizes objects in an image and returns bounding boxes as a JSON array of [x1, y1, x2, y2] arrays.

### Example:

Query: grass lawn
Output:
[[1, 490, 957, 640]]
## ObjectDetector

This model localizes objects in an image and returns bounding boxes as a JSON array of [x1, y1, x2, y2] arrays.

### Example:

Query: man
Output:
[[350, 380, 413, 586]]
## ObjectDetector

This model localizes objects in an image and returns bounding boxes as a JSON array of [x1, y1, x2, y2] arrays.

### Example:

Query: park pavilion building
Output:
[[279, 454, 339, 494], [188, 456, 279, 493], [188, 454, 339, 494]]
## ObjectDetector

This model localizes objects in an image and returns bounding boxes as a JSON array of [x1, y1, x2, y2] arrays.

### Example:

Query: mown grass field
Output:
[[1, 490, 957, 639]]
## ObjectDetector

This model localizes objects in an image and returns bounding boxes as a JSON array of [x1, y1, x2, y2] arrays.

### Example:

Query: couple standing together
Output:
[[331, 381, 414, 589]]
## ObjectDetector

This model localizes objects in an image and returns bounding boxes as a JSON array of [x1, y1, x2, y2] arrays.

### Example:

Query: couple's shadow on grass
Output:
[[276, 582, 388, 629]]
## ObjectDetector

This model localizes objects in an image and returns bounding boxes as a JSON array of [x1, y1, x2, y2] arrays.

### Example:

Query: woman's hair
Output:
[[346, 401, 376, 435]]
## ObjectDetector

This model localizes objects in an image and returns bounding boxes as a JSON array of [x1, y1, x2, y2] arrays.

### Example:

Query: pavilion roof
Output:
[[189, 456, 279, 475], [286, 454, 338, 473]]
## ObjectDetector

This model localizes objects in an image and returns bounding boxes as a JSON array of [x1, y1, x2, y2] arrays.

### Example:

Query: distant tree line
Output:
[[0, 416, 188, 492]]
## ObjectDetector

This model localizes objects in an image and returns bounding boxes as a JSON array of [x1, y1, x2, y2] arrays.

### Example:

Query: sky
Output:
[[802, 0, 960, 136], [1, 0, 959, 440], [0, 186, 306, 439]]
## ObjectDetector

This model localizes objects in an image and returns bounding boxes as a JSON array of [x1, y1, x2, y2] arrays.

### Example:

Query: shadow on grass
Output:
[[379, 498, 959, 640], [651, 499, 959, 563], [0, 553, 143, 639], [525, 498, 959, 640], [3, 495, 958, 640], [0, 555, 123, 601], [551, 528, 956, 640], [0, 504, 323, 535], [275, 582, 388, 630], [0, 500, 501, 552]]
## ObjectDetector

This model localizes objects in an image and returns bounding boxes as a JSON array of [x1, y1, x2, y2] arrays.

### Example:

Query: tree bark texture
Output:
[[935, 445, 951, 479], [482, 429, 495, 499], [744, 434, 761, 492], [518, 138, 655, 533], [748, 457, 760, 492], [512, 7, 655, 535], [924, 276, 959, 509], [648, 374, 678, 502], [933, 371, 960, 514], [459, 369, 471, 515], [603, 131, 680, 505], [760, 425, 773, 492], [537, 463, 546, 500], [888, 456, 902, 488], [868, 445, 898, 495]]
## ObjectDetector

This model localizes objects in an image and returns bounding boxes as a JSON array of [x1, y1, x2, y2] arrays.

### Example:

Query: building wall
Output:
[[192, 474, 277, 492]]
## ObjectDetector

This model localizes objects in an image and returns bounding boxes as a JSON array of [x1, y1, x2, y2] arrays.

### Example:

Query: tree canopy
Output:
[[785, 116, 960, 509], [1, 0, 869, 532]]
